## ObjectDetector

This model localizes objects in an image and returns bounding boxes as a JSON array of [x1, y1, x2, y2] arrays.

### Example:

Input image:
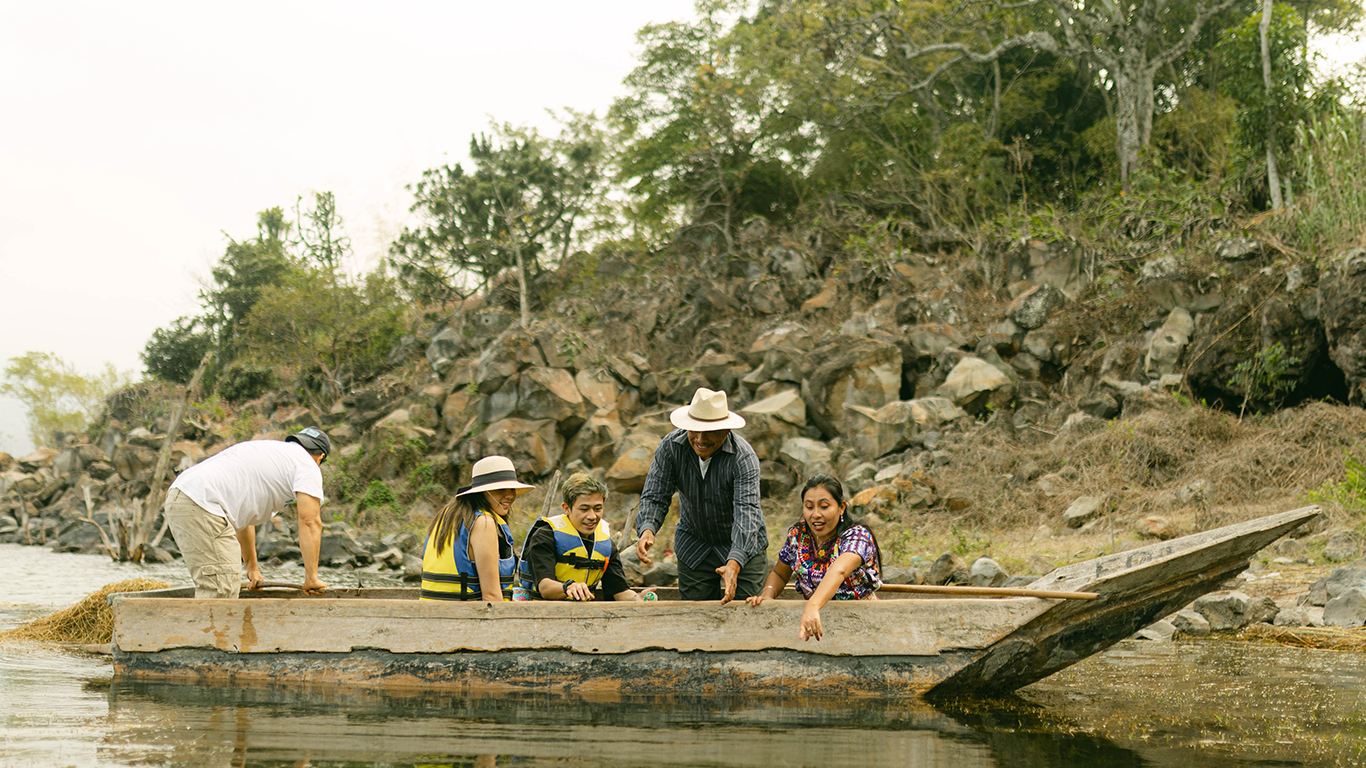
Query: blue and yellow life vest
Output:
[[516, 514, 613, 599], [420, 511, 517, 601]]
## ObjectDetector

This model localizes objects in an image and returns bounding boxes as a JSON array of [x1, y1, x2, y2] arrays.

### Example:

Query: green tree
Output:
[[292, 191, 352, 271], [202, 207, 297, 353], [141, 316, 213, 384], [1216, 4, 1311, 207], [241, 268, 406, 408], [612, 1, 803, 250], [390, 119, 604, 313], [1, 352, 129, 446]]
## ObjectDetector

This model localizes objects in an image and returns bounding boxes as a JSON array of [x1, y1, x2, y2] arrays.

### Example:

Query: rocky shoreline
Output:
[[3, 233, 1366, 639]]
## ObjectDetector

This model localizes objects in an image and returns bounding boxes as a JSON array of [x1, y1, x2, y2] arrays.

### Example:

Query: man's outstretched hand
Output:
[[715, 560, 741, 605], [636, 529, 656, 565]]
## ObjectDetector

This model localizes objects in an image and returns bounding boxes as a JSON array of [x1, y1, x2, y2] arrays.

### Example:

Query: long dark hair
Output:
[[427, 491, 493, 556], [799, 474, 883, 573]]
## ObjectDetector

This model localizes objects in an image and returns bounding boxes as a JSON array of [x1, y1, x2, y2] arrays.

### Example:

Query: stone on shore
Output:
[[927, 551, 968, 586], [1323, 588, 1366, 628], [1171, 609, 1211, 637], [968, 557, 1008, 587], [1192, 591, 1278, 632]]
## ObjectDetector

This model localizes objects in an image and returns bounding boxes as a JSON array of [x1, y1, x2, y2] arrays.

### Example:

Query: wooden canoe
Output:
[[108, 506, 1319, 698]]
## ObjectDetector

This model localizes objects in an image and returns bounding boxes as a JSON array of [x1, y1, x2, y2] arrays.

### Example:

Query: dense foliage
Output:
[[129, 0, 1366, 425]]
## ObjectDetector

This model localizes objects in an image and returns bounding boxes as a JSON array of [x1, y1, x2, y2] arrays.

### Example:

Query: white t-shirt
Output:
[[170, 440, 324, 530], [699, 456, 712, 479]]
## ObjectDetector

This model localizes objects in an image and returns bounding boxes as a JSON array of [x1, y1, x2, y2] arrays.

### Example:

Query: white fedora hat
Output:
[[455, 455, 535, 497], [670, 388, 747, 431]]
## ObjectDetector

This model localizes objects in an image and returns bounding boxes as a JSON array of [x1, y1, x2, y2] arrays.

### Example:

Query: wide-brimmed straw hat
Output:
[[670, 388, 747, 431], [455, 455, 535, 497]]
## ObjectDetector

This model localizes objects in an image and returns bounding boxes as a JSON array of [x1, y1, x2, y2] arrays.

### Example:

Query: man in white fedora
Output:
[[636, 387, 766, 603]]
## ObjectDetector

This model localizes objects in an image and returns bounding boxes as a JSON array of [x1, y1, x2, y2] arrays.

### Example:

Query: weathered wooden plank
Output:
[[112, 595, 1049, 657], [113, 646, 979, 697], [928, 505, 1321, 697]]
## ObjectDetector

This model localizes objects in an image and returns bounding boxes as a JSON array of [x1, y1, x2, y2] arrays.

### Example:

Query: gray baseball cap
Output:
[[285, 427, 332, 459]]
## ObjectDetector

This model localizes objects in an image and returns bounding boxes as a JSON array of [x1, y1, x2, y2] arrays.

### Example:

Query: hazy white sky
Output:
[[0, 1, 695, 454]]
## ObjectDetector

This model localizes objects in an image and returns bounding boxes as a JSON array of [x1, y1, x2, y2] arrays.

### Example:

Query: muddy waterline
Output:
[[2, 543, 1365, 767]]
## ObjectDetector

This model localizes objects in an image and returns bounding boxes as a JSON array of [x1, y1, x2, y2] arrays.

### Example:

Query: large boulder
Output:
[[575, 368, 622, 411], [112, 443, 157, 481], [745, 322, 814, 366], [479, 418, 563, 477], [18, 448, 58, 471], [1062, 496, 1104, 528], [778, 437, 833, 479], [934, 356, 1014, 413], [1140, 255, 1224, 312], [517, 366, 587, 434], [606, 433, 660, 493], [1192, 591, 1279, 632], [442, 388, 481, 437], [927, 552, 968, 585], [738, 390, 806, 461], [842, 400, 918, 462], [1323, 588, 1366, 628], [426, 327, 467, 372], [1306, 566, 1366, 606], [1144, 307, 1194, 377], [801, 337, 902, 438], [564, 408, 628, 469], [475, 331, 544, 393], [968, 557, 1008, 587], [1006, 283, 1066, 330]]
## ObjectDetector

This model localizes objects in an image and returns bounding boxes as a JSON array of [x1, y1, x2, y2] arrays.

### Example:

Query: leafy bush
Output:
[[357, 480, 398, 514], [216, 361, 276, 403], [241, 268, 406, 408], [141, 316, 213, 384], [1229, 342, 1301, 416], [1308, 450, 1366, 516]]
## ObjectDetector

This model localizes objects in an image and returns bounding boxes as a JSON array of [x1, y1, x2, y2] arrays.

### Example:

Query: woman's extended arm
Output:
[[798, 551, 864, 641], [467, 514, 505, 602], [745, 562, 794, 606]]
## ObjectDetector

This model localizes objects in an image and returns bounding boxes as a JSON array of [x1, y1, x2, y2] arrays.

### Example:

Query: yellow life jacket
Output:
[[420, 511, 516, 601], [516, 514, 612, 599]]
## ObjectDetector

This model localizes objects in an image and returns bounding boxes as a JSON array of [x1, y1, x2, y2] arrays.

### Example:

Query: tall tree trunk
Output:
[[988, 58, 1002, 137], [140, 351, 213, 563], [1260, 0, 1284, 209], [1114, 68, 1142, 191], [513, 239, 530, 329]]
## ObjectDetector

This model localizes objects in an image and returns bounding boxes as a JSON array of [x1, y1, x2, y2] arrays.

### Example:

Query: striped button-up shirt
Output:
[[636, 429, 766, 570]]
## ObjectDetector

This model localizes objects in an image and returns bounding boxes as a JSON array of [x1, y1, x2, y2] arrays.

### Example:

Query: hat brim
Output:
[[670, 406, 746, 431], [456, 480, 535, 497]]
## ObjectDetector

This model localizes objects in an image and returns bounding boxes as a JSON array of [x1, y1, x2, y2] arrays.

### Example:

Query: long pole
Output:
[[878, 584, 1098, 600]]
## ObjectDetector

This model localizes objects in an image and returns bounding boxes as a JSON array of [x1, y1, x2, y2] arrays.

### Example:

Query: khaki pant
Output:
[[164, 488, 242, 599]]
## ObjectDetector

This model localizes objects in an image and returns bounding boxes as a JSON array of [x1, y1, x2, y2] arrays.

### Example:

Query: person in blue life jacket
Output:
[[514, 473, 655, 601], [420, 456, 533, 602]]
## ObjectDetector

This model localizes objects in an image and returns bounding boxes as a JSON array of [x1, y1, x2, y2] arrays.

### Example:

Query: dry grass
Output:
[[0, 578, 170, 645], [1242, 623, 1366, 652], [880, 401, 1366, 569]]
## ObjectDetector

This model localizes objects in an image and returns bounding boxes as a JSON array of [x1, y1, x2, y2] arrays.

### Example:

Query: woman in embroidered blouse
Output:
[[746, 474, 882, 640]]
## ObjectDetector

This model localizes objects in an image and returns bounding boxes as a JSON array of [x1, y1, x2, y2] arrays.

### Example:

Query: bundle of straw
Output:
[[0, 578, 170, 645], [1243, 623, 1366, 652]]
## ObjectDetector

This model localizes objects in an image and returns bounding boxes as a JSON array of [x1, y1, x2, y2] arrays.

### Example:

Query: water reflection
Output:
[[105, 680, 1142, 768]]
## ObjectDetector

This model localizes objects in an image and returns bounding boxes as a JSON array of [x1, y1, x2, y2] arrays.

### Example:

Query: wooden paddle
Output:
[[878, 583, 1098, 600]]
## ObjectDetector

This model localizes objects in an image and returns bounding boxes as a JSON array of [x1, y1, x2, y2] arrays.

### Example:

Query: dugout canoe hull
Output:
[[109, 506, 1320, 697]]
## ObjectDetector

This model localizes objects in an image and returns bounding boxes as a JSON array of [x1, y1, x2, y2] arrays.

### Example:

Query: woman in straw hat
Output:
[[420, 456, 533, 602]]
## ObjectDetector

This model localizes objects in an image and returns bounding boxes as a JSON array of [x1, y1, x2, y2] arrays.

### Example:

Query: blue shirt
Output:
[[636, 429, 766, 570]]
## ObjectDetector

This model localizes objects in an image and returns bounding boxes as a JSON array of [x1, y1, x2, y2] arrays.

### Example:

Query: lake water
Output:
[[3, 543, 1365, 767]]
